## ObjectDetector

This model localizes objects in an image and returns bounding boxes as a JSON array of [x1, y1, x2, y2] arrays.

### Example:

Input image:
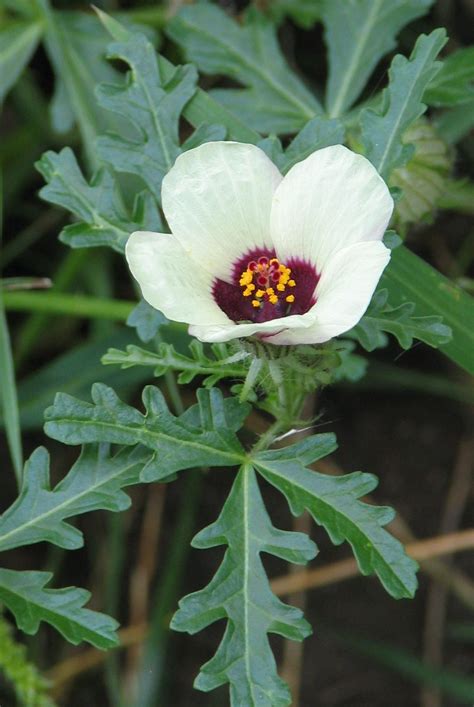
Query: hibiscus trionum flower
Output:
[[126, 142, 393, 345]]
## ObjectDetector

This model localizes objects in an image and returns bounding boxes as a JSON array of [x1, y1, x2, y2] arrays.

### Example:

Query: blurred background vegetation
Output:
[[0, 0, 473, 705]]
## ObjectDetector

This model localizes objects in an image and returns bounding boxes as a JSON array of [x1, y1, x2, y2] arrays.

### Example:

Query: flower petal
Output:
[[126, 231, 231, 326], [189, 310, 317, 343], [162, 142, 282, 282], [266, 241, 390, 345], [271, 144, 393, 272]]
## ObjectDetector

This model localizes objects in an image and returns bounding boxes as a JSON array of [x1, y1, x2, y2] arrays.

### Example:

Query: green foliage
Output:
[[0, 445, 149, 551], [265, 0, 323, 28], [0, 568, 119, 649], [102, 340, 250, 387], [382, 247, 474, 374], [0, 20, 42, 102], [95, 26, 197, 198], [322, 0, 433, 117], [36, 147, 151, 252], [425, 46, 474, 106], [0, 296, 22, 485], [360, 29, 447, 178], [253, 437, 418, 599], [0, 614, 55, 707], [172, 465, 315, 706], [258, 116, 345, 173], [44, 385, 247, 482], [166, 3, 321, 133], [126, 299, 168, 343], [352, 288, 452, 351]]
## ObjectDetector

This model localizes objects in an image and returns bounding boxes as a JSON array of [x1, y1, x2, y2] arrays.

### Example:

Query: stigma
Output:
[[239, 256, 296, 311]]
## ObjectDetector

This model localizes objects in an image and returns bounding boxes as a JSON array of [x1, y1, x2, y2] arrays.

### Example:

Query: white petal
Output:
[[162, 141, 282, 282], [126, 231, 231, 326], [189, 310, 317, 343], [266, 241, 390, 345], [271, 144, 393, 272]]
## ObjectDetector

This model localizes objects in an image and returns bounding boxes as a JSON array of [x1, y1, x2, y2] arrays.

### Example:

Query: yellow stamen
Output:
[[269, 295, 278, 305], [256, 289, 265, 298], [266, 287, 275, 296], [276, 283, 285, 292], [251, 299, 260, 308], [286, 294, 295, 303], [288, 279, 296, 287]]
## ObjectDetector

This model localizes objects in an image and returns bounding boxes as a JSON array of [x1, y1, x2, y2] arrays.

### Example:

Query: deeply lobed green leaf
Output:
[[172, 465, 315, 706], [166, 3, 321, 133], [44, 385, 247, 481], [0, 569, 119, 649], [352, 288, 452, 351], [36, 147, 154, 252], [360, 29, 447, 178], [0, 444, 150, 552], [95, 27, 197, 198], [253, 436, 418, 599]]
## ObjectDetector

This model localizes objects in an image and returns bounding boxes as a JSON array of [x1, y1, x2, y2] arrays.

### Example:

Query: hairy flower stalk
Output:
[[126, 142, 394, 347]]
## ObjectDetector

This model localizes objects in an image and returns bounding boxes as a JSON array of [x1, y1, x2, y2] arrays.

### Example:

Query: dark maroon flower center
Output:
[[213, 249, 319, 324]]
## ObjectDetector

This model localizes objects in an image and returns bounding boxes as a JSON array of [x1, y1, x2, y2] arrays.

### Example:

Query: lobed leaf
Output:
[[360, 29, 447, 178], [352, 288, 452, 351], [172, 465, 315, 706], [258, 116, 345, 173], [322, 0, 433, 117], [95, 25, 197, 198], [44, 385, 247, 481], [0, 445, 150, 552], [166, 3, 321, 134], [102, 340, 250, 388], [425, 45, 474, 106], [35, 147, 150, 252], [126, 299, 168, 344], [253, 436, 418, 599], [0, 569, 119, 649]]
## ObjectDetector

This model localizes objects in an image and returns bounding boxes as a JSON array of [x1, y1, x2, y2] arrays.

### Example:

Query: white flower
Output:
[[126, 142, 393, 345]]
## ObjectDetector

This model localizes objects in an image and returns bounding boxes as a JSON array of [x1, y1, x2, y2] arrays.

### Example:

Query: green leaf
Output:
[[322, 0, 433, 117], [382, 246, 474, 374], [0, 20, 42, 103], [425, 46, 474, 106], [44, 385, 247, 482], [102, 340, 250, 388], [258, 116, 345, 173], [0, 568, 119, 649], [253, 436, 418, 599], [126, 299, 168, 343], [166, 3, 321, 134], [0, 444, 149, 552], [35, 147, 154, 252], [172, 465, 315, 706], [352, 288, 452, 351], [360, 29, 447, 178], [0, 294, 22, 485], [265, 0, 323, 28], [95, 26, 197, 198]]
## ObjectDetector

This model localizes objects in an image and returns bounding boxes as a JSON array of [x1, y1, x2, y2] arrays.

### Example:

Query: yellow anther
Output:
[[286, 294, 295, 303], [276, 283, 285, 292], [256, 289, 265, 298], [269, 295, 278, 305], [251, 300, 260, 308], [243, 288, 253, 297], [270, 258, 278, 264], [266, 287, 275, 296], [288, 279, 296, 287]]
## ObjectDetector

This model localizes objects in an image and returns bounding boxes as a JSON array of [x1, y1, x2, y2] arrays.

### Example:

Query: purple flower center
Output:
[[213, 249, 319, 324]]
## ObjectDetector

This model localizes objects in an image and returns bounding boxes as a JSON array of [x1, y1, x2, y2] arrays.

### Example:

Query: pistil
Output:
[[239, 256, 296, 311]]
